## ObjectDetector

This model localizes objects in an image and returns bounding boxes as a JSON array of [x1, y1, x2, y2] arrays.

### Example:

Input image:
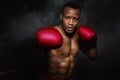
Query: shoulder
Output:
[[53, 25, 60, 31], [53, 25, 63, 35]]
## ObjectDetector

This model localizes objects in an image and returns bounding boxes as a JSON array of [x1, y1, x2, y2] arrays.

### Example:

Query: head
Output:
[[60, 2, 81, 34]]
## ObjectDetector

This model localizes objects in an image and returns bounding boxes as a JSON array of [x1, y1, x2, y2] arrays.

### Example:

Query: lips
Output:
[[67, 27, 74, 31]]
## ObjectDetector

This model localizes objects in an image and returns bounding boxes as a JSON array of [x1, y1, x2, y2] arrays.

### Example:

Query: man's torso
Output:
[[45, 26, 79, 78]]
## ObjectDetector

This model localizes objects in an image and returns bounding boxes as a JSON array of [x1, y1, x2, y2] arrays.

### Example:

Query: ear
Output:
[[60, 14, 62, 21]]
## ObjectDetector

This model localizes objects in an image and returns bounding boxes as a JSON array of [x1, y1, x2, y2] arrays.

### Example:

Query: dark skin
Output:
[[42, 6, 97, 80]]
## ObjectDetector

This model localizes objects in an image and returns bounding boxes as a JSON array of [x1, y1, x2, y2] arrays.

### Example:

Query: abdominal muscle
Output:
[[47, 54, 75, 78]]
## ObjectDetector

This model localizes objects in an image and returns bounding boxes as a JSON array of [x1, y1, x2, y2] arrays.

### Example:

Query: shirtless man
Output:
[[36, 2, 97, 80]]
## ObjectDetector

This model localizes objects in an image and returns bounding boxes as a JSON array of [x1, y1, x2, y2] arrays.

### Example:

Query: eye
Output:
[[64, 16, 70, 20], [73, 18, 79, 22]]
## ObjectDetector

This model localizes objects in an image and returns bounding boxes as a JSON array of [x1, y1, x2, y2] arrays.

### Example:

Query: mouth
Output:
[[67, 27, 74, 31]]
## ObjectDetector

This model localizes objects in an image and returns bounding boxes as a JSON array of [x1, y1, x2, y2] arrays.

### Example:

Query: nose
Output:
[[69, 19, 73, 25]]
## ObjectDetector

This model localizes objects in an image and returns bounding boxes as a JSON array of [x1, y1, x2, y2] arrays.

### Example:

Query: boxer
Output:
[[36, 2, 97, 80]]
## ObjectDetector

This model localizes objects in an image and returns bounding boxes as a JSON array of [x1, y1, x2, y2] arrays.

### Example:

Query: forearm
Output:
[[79, 37, 97, 60], [87, 48, 97, 60]]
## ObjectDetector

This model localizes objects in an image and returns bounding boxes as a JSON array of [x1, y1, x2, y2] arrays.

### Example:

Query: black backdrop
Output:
[[0, 0, 120, 80]]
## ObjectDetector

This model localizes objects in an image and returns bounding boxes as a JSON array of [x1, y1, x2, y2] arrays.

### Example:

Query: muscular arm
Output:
[[35, 26, 63, 73], [78, 37, 97, 60], [77, 25, 97, 60]]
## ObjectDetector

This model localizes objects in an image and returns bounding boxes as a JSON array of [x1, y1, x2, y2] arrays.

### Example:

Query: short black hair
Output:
[[62, 2, 81, 13]]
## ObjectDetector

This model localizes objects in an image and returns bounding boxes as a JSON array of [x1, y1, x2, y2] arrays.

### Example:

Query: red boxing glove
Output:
[[77, 25, 96, 41], [36, 27, 63, 48]]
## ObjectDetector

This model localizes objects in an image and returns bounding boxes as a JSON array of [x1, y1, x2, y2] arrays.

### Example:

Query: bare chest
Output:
[[49, 36, 79, 57]]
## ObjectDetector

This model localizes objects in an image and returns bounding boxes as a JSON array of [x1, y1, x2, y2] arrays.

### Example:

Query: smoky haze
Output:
[[0, 0, 120, 79]]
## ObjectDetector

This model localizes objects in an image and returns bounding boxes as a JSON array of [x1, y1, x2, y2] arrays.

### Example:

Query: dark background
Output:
[[0, 0, 120, 80]]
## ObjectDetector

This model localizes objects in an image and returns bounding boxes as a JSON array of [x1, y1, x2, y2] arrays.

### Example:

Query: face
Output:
[[60, 6, 80, 34]]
